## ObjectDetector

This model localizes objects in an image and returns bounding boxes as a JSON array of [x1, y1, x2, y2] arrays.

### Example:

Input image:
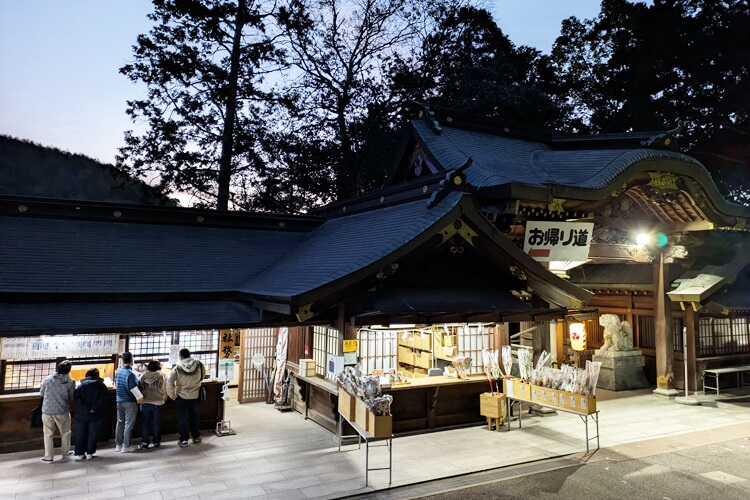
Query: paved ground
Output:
[[0, 387, 748, 499], [414, 434, 750, 500], [350, 423, 750, 499]]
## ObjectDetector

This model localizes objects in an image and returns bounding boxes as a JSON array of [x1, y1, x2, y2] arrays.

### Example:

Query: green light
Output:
[[656, 233, 669, 247]]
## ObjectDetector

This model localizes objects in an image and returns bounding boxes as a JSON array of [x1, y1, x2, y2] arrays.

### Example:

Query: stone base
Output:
[[593, 350, 650, 391], [653, 387, 680, 398], [529, 404, 557, 417]]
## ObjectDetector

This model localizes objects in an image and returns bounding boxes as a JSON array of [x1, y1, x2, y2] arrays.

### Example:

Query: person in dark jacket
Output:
[[73, 368, 109, 460]]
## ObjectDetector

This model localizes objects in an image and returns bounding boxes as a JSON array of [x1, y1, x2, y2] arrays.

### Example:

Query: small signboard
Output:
[[219, 330, 236, 360], [523, 221, 594, 262], [219, 359, 234, 382], [343, 339, 358, 353]]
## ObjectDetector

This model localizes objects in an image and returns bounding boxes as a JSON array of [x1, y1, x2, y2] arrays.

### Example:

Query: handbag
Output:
[[199, 386, 207, 402], [30, 399, 43, 428]]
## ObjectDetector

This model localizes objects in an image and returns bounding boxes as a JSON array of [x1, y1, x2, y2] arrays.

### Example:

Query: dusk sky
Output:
[[0, 1, 604, 166]]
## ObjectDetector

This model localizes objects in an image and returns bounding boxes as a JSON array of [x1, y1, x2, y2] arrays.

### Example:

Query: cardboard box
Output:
[[530, 385, 541, 403], [443, 335, 455, 347], [567, 393, 578, 412], [540, 387, 550, 405], [548, 389, 560, 407], [442, 346, 457, 358], [298, 359, 316, 377], [504, 378, 516, 398], [480, 392, 507, 419], [355, 397, 369, 430], [579, 394, 596, 414], [418, 333, 432, 351], [414, 351, 432, 369], [366, 412, 393, 438], [338, 389, 356, 421], [398, 346, 415, 365], [517, 382, 531, 400]]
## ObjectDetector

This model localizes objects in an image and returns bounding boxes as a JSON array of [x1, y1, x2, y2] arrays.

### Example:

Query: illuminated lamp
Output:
[[569, 323, 587, 351]]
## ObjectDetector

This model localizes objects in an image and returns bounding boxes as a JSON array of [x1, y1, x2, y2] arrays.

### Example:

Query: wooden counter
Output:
[[292, 373, 489, 435], [0, 381, 225, 453]]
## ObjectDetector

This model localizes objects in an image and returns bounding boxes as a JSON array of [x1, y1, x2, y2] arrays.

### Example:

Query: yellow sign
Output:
[[343, 340, 358, 353]]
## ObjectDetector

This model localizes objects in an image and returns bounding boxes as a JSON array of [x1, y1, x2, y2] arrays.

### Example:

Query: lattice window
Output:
[[177, 330, 219, 376], [698, 318, 715, 356], [2, 354, 114, 394], [456, 324, 492, 374], [734, 318, 750, 350], [697, 317, 750, 356], [129, 332, 173, 368], [3, 360, 57, 392], [636, 315, 656, 350], [313, 326, 339, 377], [357, 329, 397, 374]]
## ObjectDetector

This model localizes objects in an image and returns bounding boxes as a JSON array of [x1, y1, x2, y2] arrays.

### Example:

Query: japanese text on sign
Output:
[[219, 330, 236, 359], [0, 335, 119, 360], [343, 340, 358, 353], [523, 221, 594, 262]]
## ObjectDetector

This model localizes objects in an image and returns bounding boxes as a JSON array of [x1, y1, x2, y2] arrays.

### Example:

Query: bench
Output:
[[702, 365, 750, 396]]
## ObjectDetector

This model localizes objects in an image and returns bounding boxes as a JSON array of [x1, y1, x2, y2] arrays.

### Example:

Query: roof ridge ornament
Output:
[[427, 158, 473, 208], [641, 125, 682, 150], [409, 99, 442, 135]]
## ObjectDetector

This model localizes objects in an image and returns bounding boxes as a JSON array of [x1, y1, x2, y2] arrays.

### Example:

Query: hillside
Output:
[[0, 135, 176, 205]]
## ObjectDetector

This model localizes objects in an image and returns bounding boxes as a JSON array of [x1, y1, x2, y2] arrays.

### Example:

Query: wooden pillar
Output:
[[495, 323, 510, 349], [553, 320, 564, 366], [684, 305, 698, 392], [654, 251, 678, 395]]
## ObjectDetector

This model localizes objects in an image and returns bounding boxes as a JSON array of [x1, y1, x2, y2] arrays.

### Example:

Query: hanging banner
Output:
[[0, 335, 119, 360], [219, 330, 236, 360], [523, 221, 594, 262]]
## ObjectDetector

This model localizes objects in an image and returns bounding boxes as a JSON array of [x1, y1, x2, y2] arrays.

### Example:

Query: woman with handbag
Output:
[[73, 368, 109, 460]]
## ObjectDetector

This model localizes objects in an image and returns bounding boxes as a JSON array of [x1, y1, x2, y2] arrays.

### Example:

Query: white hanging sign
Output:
[[523, 221, 594, 262], [0, 335, 119, 360]]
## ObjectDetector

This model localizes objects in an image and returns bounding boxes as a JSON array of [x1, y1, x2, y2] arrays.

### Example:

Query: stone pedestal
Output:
[[593, 350, 650, 391]]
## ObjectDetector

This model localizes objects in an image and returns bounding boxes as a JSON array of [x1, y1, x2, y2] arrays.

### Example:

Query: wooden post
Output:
[[654, 251, 678, 396], [684, 305, 698, 392], [495, 323, 509, 349]]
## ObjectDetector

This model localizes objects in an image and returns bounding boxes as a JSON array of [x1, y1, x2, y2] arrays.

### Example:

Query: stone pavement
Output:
[[1, 387, 749, 500]]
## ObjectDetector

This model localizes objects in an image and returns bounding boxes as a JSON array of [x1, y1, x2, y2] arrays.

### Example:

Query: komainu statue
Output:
[[599, 314, 634, 351]]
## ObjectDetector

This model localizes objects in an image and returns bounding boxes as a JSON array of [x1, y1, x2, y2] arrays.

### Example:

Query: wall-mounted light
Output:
[[636, 231, 669, 248], [569, 322, 587, 351]]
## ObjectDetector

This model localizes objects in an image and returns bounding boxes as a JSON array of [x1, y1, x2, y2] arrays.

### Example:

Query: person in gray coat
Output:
[[39, 360, 75, 463]]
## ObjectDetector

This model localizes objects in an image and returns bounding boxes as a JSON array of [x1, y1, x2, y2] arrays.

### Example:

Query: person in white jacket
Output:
[[167, 349, 205, 447]]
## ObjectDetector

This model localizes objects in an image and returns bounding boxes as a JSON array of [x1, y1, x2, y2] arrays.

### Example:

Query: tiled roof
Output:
[[241, 193, 462, 298], [0, 301, 260, 335], [412, 120, 705, 189], [0, 217, 309, 294]]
